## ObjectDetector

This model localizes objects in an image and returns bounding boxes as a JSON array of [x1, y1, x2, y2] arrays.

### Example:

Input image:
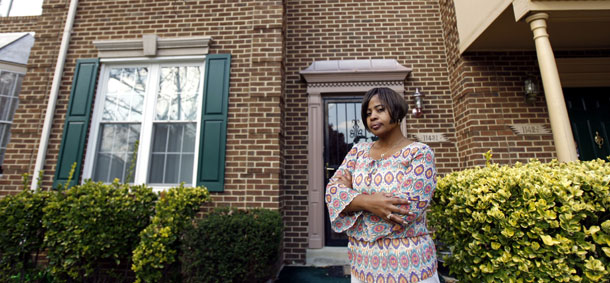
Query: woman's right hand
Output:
[[345, 193, 412, 226]]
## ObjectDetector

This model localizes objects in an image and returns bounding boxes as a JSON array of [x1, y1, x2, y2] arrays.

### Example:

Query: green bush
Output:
[[0, 189, 52, 282], [42, 180, 157, 281], [180, 207, 283, 283], [431, 158, 610, 282], [131, 185, 210, 283]]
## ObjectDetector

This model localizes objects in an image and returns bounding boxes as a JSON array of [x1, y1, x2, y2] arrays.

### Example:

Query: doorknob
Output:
[[594, 131, 604, 149], [325, 163, 336, 179]]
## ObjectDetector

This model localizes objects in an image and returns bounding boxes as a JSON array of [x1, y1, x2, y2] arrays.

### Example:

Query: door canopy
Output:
[[300, 59, 412, 94]]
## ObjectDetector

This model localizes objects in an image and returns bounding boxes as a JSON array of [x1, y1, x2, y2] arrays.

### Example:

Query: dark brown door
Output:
[[323, 97, 376, 246], [564, 87, 610, 161]]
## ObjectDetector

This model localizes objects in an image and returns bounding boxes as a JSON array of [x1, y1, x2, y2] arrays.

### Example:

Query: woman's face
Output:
[[366, 94, 398, 137]]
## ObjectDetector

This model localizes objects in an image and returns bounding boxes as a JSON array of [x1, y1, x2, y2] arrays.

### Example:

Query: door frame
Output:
[[301, 59, 412, 249]]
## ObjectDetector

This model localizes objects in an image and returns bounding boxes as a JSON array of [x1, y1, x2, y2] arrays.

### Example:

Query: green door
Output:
[[564, 88, 610, 161]]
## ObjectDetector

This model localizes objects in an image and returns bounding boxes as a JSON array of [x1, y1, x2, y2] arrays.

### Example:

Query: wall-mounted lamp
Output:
[[524, 77, 540, 103], [412, 88, 423, 118]]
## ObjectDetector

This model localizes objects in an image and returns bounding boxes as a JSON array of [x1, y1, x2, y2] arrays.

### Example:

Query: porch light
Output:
[[412, 88, 423, 118], [524, 77, 540, 103]]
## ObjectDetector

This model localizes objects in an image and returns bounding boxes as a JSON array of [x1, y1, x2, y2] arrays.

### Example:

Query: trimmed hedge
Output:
[[43, 180, 157, 281], [431, 158, 610, 282], [180, 208, 283, 283]]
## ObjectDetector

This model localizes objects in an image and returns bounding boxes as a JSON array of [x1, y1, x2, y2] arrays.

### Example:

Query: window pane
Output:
[[180, 154, 194, 183], [0, 96, 9, 120], [165, 154, 180, 183], [0, 71, 16, 95], [149, 154, 165, 183], [152, 124, 168, 152], [7, 96, 18, 120], [108, 153, 126, 181], [183, 123, 196, 152], [167, 124, 183, 152], [13, 75, 23, 97], [0, 123, 9, 148], [93, 153, 111, 182], [148, 122, 196, 184], [103, 67, 147, 122], [93, 123, 140, 183], [156, 66, 201, 121]]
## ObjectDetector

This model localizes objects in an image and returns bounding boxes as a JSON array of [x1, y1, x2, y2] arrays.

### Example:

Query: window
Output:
[[83, 61, 204, 187], [0, 0, 43, 17], [53, 53, 229, 192], [0, 69, 23, 174]]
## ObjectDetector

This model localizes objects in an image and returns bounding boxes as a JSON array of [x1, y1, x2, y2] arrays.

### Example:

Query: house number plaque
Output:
[[412, 133, 447, 143], [509, 124, 551, 135]]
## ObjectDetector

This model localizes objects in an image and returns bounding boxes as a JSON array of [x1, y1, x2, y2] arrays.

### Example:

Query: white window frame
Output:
[[82, 56, 206, 191]]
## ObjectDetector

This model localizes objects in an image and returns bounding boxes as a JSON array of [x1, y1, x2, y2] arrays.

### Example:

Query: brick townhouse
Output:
[[0, 0, 608, 265]]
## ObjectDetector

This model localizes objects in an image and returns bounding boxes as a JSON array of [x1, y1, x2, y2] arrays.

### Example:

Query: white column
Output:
[[526, 12, 578, 162], [307, 91, 324, 248]]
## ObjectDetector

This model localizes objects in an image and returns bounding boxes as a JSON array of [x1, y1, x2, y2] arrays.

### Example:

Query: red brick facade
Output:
[[1, 0, 607, 264]]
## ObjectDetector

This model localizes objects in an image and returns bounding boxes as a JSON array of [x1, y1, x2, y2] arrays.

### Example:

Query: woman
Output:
[[325, 87, 439, 283]]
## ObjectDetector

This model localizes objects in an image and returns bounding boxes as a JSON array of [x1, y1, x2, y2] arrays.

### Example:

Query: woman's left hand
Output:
[[336, 172, 352, 188]]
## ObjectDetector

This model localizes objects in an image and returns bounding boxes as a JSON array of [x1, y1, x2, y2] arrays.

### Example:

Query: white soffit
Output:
[[454, 0, 513, 54]]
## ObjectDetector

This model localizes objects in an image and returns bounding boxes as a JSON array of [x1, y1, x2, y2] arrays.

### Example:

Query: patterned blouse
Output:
[[325, 141, 438, 283]]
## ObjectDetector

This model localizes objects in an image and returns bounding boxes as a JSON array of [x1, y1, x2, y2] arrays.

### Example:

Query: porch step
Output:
[[306, 247, 349, 267]]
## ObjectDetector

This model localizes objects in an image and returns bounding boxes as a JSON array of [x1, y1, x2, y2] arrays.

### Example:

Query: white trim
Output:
[[100, 55, 206, 64], [82, 65, 107, 182], [0, 62, 27, 74], [93, 36, 212, 58]]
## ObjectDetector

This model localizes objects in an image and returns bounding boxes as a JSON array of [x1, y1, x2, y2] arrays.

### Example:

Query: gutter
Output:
[[31, 0, 80, 190]]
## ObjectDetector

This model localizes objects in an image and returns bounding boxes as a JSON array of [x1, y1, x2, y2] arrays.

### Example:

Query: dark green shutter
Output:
[[197, 54, 231, 192], [53, 58, 99, 188]]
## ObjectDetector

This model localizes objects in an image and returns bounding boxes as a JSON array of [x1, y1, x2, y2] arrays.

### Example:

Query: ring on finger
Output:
[[386, 213, 392, 219]]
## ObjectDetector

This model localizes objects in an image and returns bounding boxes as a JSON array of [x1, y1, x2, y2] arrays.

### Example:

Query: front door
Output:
[[564, 87, 610, 161], [323, 97, 376, 246]]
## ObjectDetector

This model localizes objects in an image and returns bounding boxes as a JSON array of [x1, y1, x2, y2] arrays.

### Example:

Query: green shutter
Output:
[[53, 58, 99, 188], [197, 54, 231, 192]]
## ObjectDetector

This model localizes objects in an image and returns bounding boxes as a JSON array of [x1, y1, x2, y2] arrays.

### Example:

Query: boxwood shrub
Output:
[[42, 180, 157, 281], [0, 189, 51, 282], [132, 185, 210, 283], [180, 208, 283, 283], [430, 158, 610, 282]]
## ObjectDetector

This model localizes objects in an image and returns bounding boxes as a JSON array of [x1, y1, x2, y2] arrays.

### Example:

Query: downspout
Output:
[[31, 0, 80, 190]]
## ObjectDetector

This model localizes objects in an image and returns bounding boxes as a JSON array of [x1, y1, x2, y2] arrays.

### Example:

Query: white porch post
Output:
[[526, 12, 578, 162]]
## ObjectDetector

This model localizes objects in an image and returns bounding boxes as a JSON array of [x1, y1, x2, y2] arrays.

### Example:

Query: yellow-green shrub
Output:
[[42, 180, 157, 282], [131, 185, 210, 283], [0, 190, 52, 282], [430, 158, 610, 282]]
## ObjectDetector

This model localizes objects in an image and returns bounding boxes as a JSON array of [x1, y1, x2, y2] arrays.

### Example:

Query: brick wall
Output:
[[283, 0, 460, 264], [1, 0, 285, 211]]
